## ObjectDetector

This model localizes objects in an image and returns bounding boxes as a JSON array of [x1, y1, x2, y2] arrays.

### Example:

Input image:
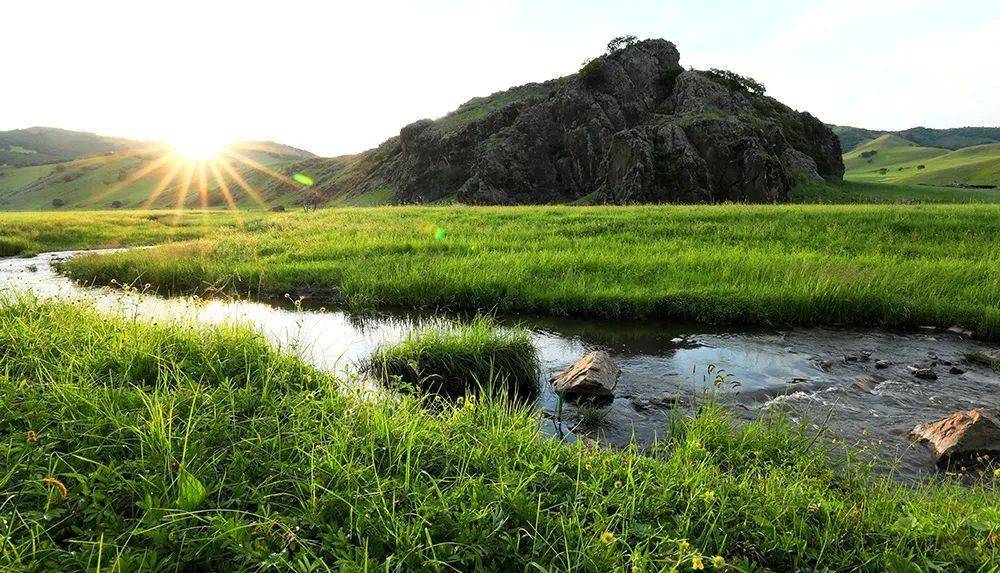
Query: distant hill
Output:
[[843, 134, 1000, 188], [0, 141, 316, 211], [833, 125, 1000, 152], [0, 127, 143, 167]]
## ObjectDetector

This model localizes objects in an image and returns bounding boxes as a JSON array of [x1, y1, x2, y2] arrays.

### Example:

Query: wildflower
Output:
[[26, 430, 38, 444], [691, 555, 704, 570], [614, 480, 623, 488], [679, 540, 691, 551], [711, 555, 725, 568], [703, 490, 715, 502], [600, 531, 614, 545], [994, 468, 1000, 478], [989, 531, 1000, 545]]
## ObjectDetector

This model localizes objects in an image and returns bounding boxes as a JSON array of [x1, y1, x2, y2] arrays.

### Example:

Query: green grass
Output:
[[2, 298, 999, 570], [0, 210, 246, 257], [791, 178, 1000, 204], [845, 135, 1000, 188], [53, 205, 1000, 339], [368, 316, 539, 398]]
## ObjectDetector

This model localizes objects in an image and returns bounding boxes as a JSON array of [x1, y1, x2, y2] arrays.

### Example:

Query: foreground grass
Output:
[[368, 316, 539, 398], [54, 204, 1000, 339], [1, 299, 999, 571]]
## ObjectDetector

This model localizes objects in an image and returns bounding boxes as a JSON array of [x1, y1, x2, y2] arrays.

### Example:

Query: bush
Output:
[[110, 200, 124, 209], [706, 68, 766, 95], [579, 57, 607, 88], [51, 198, 67, 208]]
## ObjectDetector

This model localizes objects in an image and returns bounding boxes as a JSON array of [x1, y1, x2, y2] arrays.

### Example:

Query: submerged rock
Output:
[[550, 351, 621, 397], [910, 409, 1000, 465], [908, 365, 937, 380]]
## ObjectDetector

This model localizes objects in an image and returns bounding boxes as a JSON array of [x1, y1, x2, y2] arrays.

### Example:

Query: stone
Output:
[[949, 366, 966, 375], [908, 366, 937, 380], [550, 351, 621, 397], [874, 360, 892, 369], [910, 409, 1000, 464]]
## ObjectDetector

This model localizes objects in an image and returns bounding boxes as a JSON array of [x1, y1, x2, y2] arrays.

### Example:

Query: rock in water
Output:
[[320, 39, 844, 205], [910, 409, 1000, 465], [550, 351, 621, 397]]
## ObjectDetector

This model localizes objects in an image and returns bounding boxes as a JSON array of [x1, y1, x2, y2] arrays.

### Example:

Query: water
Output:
[[3, 250, 998, 480]]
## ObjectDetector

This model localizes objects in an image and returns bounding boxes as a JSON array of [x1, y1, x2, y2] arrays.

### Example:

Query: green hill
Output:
[[0, 127, 142, 167], [832, 125, 1000, 152], [844, 134, 1000, 188], [0, 143, 317, 211]]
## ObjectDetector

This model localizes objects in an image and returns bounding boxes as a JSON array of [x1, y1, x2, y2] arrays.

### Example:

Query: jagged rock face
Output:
[[359, 39, 844, 204]]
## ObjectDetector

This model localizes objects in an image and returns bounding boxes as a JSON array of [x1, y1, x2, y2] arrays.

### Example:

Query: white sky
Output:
[[2, 0, 997, 156]]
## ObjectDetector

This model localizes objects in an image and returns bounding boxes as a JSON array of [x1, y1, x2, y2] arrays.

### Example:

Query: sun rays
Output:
[[95, 141, 313, 218]]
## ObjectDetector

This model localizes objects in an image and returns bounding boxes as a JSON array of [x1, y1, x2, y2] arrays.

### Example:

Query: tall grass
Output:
[[1, 299, 999, 570], [368, 316, 539, 398], [54, 204, 1000, 339]]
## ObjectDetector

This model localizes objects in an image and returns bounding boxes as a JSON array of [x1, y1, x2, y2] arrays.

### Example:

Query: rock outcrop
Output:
[[550, 351, 621, 397], [910, 409, 1000, 465], [342, 39, 843, 205]]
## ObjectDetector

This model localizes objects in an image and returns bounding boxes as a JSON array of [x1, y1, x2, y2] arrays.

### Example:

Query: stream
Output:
[[2, 249, 998, 481]]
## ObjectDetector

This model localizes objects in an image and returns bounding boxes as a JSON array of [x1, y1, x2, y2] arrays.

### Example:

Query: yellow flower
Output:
[[600, 531, 614, 545], [691, 555, 704, 570], [711, 555, 725, 568], [614, 480, 623, 488], [703, 490, 715, 502], [679, 540, 691, 551], [994, 468, 1000, 478]]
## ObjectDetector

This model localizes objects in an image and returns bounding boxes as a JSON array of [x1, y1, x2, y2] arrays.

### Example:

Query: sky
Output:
[[2, 0, 998, 156]]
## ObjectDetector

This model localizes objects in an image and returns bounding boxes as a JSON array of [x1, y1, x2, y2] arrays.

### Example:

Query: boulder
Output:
[[550, 351, 621, 397], [910, 409, 1000, 464]]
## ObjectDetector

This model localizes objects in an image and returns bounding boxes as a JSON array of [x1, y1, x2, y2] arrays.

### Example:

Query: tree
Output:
[[606, 35, 638, 54]]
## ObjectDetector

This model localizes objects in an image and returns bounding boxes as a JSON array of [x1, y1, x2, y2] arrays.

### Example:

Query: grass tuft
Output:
[[367, 315, 539, 398]]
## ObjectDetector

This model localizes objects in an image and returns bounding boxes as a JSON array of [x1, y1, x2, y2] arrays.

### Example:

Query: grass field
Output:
[[791, 178, 1000, 204], [845, 135, 1000, 188], [2, 298, 998, 570], [10, 204, 988, 340], [0, 210, 244, 257]]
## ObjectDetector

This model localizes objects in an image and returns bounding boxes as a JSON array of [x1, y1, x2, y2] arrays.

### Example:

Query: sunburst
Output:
[[94, 139, 314, 218]]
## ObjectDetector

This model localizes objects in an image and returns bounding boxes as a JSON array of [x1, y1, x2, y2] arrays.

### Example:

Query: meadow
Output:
[[2, 298, 999, 571], [39, 203, 1000, 340]]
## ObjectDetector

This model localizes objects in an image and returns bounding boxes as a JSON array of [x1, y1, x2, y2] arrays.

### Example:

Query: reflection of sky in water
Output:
[[3, 250, 998, 480]]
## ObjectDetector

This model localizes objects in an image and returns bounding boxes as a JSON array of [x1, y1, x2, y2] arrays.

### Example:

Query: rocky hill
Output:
[[320, 38, 843, 205]]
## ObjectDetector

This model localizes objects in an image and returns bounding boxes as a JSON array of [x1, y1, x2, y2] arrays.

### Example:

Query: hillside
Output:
[[833, 125, 1000, 152], [0, 143, 315, 210], [0, 127, 142, 167], [843, 134, 1000, 188]]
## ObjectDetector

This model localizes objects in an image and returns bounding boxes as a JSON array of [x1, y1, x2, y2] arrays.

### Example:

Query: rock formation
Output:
[[336, 39, 843, 205]]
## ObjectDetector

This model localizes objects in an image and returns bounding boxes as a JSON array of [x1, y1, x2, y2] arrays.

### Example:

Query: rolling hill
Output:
[[844, 134, 1000, 188], [0, 127, 143, 167], [833, 125, 1000, 152], [0, 142, 316, 210]]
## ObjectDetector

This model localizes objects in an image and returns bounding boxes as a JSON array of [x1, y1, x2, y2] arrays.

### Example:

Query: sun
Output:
[[169, 137, 228, 162]]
